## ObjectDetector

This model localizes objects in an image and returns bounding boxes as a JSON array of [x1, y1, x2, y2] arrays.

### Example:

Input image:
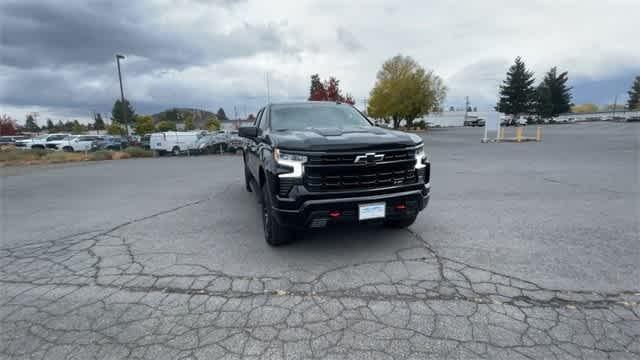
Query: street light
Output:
[[115, 54, 129, 135]]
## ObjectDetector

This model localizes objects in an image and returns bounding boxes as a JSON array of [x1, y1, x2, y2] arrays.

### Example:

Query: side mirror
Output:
[[239, 126, 258, 138]]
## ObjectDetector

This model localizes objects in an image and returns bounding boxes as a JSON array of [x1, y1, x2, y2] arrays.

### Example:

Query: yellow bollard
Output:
[[515, 127, 523, 142], [536, 126, 542, 142], [499, 127, 505, 140]]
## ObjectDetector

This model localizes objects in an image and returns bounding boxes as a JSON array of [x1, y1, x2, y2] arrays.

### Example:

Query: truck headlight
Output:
[[414, 145, 427, 169], [274, 148, 307, 178]]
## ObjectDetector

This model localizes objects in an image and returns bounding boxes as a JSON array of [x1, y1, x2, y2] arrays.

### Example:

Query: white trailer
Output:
[[150, 131, 205, 155]]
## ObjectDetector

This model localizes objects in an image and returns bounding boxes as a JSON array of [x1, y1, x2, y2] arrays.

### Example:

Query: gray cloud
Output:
[[0, 0, 299, 118], [336, 27, 363, 51], [1, 0, 639, 121], [1, 0, 288, 71]]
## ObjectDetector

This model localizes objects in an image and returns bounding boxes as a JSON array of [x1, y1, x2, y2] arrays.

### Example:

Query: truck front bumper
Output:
[[271, 184, 430, 229]]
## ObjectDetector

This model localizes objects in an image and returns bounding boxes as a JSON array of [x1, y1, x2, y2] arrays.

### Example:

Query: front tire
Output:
[[172, 146, 180, 156], [384, 215, 417, 228], [261, 184, 294, 246], [244, 164, 252, 192]]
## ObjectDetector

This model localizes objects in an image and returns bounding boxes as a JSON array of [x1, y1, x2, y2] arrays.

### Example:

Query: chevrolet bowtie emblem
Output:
[[354, 152, 384, 164]]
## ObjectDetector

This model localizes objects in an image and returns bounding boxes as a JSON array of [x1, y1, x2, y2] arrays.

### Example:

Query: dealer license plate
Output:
[[358, 202, 386, 220]]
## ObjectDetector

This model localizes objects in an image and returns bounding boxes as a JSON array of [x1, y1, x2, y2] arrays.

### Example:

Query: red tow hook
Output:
[[395, 204, 406, 210], [328, 210, 341, 218]]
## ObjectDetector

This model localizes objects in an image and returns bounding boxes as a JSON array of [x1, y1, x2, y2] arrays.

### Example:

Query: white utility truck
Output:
[[150, 131, 205, 155]]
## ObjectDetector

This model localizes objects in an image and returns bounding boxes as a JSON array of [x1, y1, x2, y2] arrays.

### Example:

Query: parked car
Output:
[[55, 135, 100, 152], [195, 132, 227, 153], [98, 136, 128, 150], [15, 133, 71, 149], [0, 136, 22, 145], [239, 102, 430, 245], [501, 116, 528, 127], [464, 118, 485, 127], [150, 131, 205, 155], [226, 132, 245, 152]]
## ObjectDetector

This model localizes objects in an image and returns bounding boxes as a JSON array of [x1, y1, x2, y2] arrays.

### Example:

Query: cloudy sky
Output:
[[1, 0, 639, 123]]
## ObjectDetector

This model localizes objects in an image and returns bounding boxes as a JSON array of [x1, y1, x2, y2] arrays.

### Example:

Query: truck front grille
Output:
[[304, 148, 417, 192], [307, 149, 413, 165]]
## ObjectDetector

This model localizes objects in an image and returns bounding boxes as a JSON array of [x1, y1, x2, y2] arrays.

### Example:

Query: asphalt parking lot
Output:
[[1, 122, 639, 359]]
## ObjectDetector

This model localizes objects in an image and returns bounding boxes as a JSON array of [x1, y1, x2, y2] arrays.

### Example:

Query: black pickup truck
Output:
[[239, 102, 431, 245]]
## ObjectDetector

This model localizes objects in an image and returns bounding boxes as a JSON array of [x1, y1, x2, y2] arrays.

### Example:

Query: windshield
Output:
[[270, 104, 371, 131]]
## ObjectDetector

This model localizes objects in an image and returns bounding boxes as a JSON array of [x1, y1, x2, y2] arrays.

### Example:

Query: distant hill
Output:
[[151, 108, 218, 129]]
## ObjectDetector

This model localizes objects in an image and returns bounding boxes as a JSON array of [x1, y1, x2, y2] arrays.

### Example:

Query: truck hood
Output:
[[269, 127, 422, 152]]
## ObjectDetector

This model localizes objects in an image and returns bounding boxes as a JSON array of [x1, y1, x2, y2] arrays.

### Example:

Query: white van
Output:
[[150, 131, 205, 155]]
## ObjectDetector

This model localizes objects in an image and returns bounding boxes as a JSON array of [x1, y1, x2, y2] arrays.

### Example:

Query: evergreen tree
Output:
[[496, 57, 536, 116], [628, 76, 640, 110], [71, 120, 86, 134], [24, 115, 40, 132], [216, 108, 228, 121], [62, 121, 74, 132], [111, 99, 135, 125], [46, 118, 54, 132], [93, 113, 106, 133], [536, 67, 572, 118], [535, 84, 553, 119]]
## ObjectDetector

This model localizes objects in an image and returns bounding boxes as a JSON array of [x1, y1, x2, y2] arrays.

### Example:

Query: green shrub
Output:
[[413, 120, 427, 130], [123, 146, 153, 158]]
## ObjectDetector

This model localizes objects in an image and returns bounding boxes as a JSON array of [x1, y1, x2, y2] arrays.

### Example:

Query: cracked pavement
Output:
[[1, 123, 639, 359]]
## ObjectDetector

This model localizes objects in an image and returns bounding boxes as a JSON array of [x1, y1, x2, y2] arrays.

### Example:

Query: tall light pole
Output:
[[115, 54, 129, 135]]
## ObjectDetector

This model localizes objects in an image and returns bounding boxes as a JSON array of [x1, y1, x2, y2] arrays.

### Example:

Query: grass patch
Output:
[[0, 148, 48, 162], [1, 145, 155, 167], [43, 152, 85, 163], [87, 150, 113, 161], [111, 152, 131, 160]]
